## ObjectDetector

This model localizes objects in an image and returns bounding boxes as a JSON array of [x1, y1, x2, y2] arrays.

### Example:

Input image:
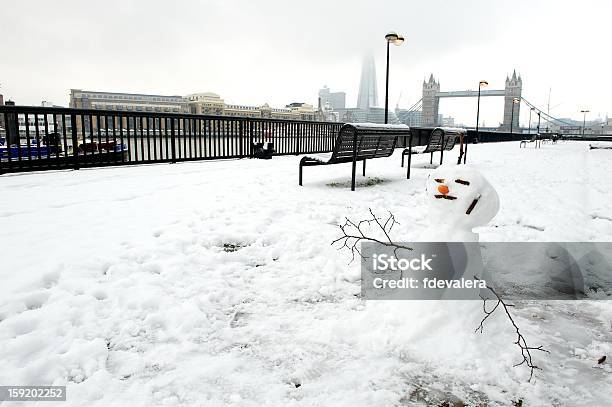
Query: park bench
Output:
[[401, 127, 466, 179], [298, 123, 409, 191], [520, 135, 537, 148], [589, 142, 612, 150]]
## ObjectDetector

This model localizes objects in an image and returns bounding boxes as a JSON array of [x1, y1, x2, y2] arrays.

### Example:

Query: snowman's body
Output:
[[419, 224, 479, 242], [419, 165, 500, 243], [418, 165, 500, 299]]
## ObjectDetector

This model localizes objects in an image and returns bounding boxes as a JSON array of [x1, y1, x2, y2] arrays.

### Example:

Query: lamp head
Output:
[[479, 80, 488, 87], [513, 98, 520, 104], [385, 32, 405, 45]]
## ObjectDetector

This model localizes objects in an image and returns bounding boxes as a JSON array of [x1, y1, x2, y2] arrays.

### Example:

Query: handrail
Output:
[[0, 105, 342, 126]]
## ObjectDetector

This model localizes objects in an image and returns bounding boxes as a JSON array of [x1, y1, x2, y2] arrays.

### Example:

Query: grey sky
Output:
[[1, 0, 609, 126]]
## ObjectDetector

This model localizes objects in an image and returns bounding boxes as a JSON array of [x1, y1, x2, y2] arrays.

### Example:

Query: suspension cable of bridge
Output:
[[405, 98, 422, 113], [520, 97, 576, 128]]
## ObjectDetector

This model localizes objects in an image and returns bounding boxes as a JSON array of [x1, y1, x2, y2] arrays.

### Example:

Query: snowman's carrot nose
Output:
[[437, 184, 449, 195]]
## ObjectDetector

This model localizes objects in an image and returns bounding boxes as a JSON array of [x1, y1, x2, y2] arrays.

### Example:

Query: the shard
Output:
[[356, 56, 379, 109]]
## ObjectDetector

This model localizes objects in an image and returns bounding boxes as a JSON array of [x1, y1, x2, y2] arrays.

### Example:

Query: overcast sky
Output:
[[1, 0, 610, 126]]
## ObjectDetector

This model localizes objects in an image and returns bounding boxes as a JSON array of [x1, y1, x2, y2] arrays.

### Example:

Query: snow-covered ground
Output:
[[1, 141, 611, 406]]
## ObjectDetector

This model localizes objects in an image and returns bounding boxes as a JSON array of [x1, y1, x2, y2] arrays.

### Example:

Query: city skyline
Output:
[[1, 0, 610, 126]]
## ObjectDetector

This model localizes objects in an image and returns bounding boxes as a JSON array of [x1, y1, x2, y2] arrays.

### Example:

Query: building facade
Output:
[[395, 109, 422, 127], [395, 108, 455, 128], [318, 86, 346, 110], [70, 89, 185, 114], [552, 118, 612, 135], [184, 93, 321, 121], [70, 90, 323, 122], [337, 107, 400, 124], [70, 89, 185, 132]]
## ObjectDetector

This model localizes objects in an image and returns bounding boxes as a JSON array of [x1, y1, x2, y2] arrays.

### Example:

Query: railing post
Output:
[[71, 113, 79, 170], [170, 117, 176, 163], [239, 120, 244, 158], [296, 123, 301, 155], [1, 111, 10, 174], [3, 105, 18, 173], [248, 119, 254, 158]]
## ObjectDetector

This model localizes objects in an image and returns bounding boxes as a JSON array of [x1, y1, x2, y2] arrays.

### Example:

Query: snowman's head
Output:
[[425, 165, 500, 230]]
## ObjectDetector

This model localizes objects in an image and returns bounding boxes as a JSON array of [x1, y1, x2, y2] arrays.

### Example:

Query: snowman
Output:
[[417, 165, 500, 299], [419, 164, 500, 242]]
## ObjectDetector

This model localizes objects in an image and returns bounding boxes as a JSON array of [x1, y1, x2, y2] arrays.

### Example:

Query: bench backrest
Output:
[[423, 128, 462, 153], [330, 124, 405, 162], [423, 130, 444, 153], [444, 134, 459, 150]]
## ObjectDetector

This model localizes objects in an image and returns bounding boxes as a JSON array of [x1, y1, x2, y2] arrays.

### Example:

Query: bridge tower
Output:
[[502, 70, 522, 131], [422, 74, 440, 126]]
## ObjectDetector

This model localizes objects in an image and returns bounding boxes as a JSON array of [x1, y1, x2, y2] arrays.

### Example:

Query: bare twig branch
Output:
[[331, 208, 412, 263], [475, 277, 550, 382]]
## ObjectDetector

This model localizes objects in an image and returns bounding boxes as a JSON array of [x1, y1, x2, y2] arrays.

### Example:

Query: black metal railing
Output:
[[467, 129, 529, 143], [3, 105, 579, 175], [0, 105, 343, 173]]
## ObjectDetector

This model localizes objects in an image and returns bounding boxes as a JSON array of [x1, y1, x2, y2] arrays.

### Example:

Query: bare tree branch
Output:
[[475, 277, 550, 382], [331, 208, 412, 263]]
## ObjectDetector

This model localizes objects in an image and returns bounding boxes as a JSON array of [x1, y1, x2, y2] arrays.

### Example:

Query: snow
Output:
[[1, 140, 611, 406], [590, 142, 612, 150]]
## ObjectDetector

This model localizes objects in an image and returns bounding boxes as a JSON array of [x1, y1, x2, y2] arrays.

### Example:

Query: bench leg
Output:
[[299, 158, 304, 186], [440, 149, 444, 165], [430, 152, 433, 165], [407, 149, 413, 179], [401, 152, 404, 167], [351, 160, 357, 191], [362, 159, 366, 176], [407, 138, 413, 179]]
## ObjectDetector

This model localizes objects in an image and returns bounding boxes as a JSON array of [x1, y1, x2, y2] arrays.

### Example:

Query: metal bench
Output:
[[298, 123, 409, 191], [401, 127, 466, 179], [520, 134, 538, 148]]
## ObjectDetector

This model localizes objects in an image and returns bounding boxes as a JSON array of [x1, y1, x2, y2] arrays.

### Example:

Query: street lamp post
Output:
[[510, 97, 520, 134], [580, 109, 590, 137], [384, 32, 405, 124], [537, 111, 541, 148], [465, 80, 488, 164]]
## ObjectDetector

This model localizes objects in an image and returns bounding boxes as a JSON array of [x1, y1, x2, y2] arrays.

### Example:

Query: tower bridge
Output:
[[435, 90, 506, 98], [420, 71, 522, 130]]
